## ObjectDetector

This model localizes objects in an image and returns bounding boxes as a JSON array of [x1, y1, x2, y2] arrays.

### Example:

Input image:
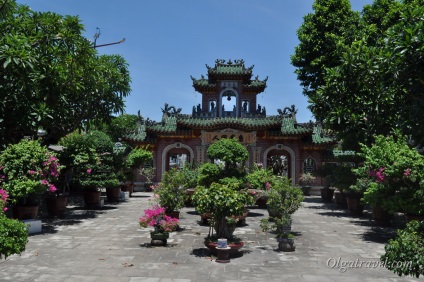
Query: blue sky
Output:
[[18, 0, 373, 123]]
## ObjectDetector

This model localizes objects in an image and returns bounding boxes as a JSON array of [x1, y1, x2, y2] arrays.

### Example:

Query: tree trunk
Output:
[[215, 217, 231, 239]]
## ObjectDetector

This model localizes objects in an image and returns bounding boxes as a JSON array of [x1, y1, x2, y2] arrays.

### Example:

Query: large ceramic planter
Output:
[[205, 240, 244, 254], [320, 188, 334, 203], [150, 232, 169, 246], [372, 206, 391, 226], [277, 238, 295, 252], [13, 205, 39, 220], [83, 190, 101, 208], [165, 210, 180, 219], [237, 209, 249, 225], [346, 194, 364, 216], [45, 196, 67, 217], [405, 214, 424, 223], [334, 190, 347, 208], [120, 183, 134, 197], [106, 187, 121, 202], [247, 189, 267, 208], [301, 186, 311, 196]]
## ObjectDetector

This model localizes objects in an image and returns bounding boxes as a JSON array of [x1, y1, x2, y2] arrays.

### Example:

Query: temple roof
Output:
[[207, 59, 253, 80], [191, 59, 268, 94], [124, 114, 335, 147]]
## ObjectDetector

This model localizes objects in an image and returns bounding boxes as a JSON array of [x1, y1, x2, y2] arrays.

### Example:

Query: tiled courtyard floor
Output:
[[0, 192, 421, 282]]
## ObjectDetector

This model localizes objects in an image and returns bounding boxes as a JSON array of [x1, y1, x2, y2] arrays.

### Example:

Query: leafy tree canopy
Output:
[[0, 0, 131, 148], [292, 0, 424, 149]]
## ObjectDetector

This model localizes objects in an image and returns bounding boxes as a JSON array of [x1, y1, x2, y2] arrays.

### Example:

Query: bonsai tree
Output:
[[206, 138, 249, 177], [260, 176, 303, 251], [125, 146, 153, 183], [0, 139, 62, 205], [298, 172, 316, 196], [58, 132, 99, 191], [193, 182, 252, 239], [84, 130, 120, 190], [154, 168, 186, 214], [193, 138, 252, 241], [261, 176, 304, 234]]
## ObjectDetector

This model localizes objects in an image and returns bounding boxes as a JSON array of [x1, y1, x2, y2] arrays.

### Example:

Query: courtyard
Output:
[[0, 192, 419, 282]]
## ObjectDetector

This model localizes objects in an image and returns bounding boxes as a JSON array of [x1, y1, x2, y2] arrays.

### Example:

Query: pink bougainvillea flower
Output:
[[265, 182, 271, 190], [48, 184, 57, 193], [404, 168, 411, 176], [87, 169, 92, 174]]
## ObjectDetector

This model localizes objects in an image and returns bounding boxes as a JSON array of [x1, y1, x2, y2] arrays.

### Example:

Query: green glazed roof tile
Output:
[[281, 118, 310, 134], [312, 125, 335, 144]]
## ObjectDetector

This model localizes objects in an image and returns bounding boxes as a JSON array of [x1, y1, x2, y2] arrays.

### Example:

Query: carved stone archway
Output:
[[161, 143, 194, 177], [263, 145, 296, 185]]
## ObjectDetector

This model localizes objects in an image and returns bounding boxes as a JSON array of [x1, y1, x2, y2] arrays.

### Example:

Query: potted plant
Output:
[[246, 163, 274, 208], [125, 147, 153, 195], [139, 205, 179, 246], [260, 176, 303, 251], [0, 189, 28, 259], [153, 167, 186, 218], [319, 163, 336, 202], [0, 139, 62, 220], [193, 183, 253, 251], [139, 166, 156, 192], [86, 131, 121, 202], [298, 172, 316, 196]]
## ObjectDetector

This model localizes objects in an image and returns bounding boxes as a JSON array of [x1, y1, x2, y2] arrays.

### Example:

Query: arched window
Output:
[[303, 157, 316, 173]]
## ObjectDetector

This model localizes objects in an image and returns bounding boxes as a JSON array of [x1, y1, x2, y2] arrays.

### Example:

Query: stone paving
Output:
[[0, 192, 421, 282]]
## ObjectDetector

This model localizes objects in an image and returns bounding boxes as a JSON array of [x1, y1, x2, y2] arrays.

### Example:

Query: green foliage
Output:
[[261, 176, 303, 236], [192, 183, 253, 238], [246, 164, 274, 190], [207, 138, 249, 172], [293, 0, 424, 148], [291, 0, 360, 118], [58, 132, 98, 171], [79, 163, 119, 190], [0, 1, 131, 147], [332, 162, 358, 193], [219, 177, 246, 190], [177, 163, 199, 188], [381, 220, 424, 278], [154, 168, 186, 212], [0, 214, 28, 260], [353, 134, 424, 214], [126, 147, 153, 168], [102, 114, 138, 142], [197, 163, 221, 187], [84, 130, 113, 154], [0, 139, 62, 203], [58, 131, 119, 191], [267, 177, 304, 217]]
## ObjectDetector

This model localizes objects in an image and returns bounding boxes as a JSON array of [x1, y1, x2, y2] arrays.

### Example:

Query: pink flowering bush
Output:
[[0, 189, 8, 213], [353, 134, 424, 215], [139, 205, 179, 234], [0, 139, 63, 205]]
